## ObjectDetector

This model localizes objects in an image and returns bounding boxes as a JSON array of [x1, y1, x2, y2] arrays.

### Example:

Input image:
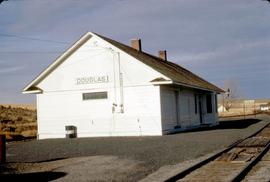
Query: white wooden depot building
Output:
[[23, 32, 224, 139]]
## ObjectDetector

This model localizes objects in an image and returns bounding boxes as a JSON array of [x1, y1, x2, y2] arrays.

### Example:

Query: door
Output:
[[179, 92, 191, 127], [161, 88, 178, 130]]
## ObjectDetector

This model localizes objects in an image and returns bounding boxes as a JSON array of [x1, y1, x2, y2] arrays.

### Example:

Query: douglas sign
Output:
[[76, 75, 109, 85]]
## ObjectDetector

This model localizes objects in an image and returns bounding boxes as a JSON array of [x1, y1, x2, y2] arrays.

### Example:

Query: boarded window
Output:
[[194, 94, 197, 114], [82, 92, 108, 100], [206, 94, 212, 113]]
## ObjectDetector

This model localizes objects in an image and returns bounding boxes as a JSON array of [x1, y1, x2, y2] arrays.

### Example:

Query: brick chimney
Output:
[[158, 50, 167, 61], [131, 39, 142, 51]]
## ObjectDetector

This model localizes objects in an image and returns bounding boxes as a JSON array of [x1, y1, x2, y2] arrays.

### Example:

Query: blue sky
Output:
[[0, 0, 269, 103]]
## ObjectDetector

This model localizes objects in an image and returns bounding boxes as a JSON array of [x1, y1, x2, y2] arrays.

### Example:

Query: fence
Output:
[[218, 101, 268, 119]]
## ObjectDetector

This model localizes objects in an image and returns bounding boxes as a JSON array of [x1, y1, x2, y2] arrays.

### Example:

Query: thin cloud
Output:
[[0, 66, 24, 74], [175, 39, 270, 64], [0, 0, 270, 102]]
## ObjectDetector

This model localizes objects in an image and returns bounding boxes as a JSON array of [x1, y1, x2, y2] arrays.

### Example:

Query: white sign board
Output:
[[244, 100, 255, 105], [75, 75, 109, 85]]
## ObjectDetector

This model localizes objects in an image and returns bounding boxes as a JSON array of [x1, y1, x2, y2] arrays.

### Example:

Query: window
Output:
[[206, 94, 212, 113], [82, 92, 108, 100], [194, 94, 197, 114]]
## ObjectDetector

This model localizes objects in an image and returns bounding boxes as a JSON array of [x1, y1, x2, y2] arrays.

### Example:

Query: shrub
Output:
[[17, 116, 23, 121]]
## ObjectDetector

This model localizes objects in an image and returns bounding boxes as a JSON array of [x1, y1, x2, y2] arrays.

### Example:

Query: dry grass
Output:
[[1, 104, 36, 110], [0, 104, 37, 141], [219, 107, 266, 118]]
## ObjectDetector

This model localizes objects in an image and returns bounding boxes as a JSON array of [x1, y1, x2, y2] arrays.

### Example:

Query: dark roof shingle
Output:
[[95, 33, 224, 93]]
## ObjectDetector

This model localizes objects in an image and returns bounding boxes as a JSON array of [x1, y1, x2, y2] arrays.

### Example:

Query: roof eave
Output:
[[151, 80, 223, 93], [22, 90, 43, 94], [93, 32, 224, 94], [151, 80, 173, 85], [22, 86, 43, 94], [172, 81, 223, 93], [22, 32, 93, 94]]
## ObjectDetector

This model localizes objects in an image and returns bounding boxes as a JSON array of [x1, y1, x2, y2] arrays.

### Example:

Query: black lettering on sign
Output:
[[75, 76, 109, 85]]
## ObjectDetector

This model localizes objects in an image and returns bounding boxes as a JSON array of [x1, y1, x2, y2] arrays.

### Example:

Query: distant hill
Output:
[[0, 104, 37, 141]]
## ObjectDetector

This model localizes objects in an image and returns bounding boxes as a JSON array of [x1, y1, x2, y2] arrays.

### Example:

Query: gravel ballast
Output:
[[4, 114, 270, 180]]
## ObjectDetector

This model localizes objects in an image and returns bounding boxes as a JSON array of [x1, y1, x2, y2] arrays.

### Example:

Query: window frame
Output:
[[82, 91, 108, 101], [206, 94, 213, 113], [215, 94, 218, 113]]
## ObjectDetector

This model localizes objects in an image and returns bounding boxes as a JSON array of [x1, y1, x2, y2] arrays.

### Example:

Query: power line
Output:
[[0, 51, 63, 54], [0, 47, 106, 54], [0, 33, 70, 44]]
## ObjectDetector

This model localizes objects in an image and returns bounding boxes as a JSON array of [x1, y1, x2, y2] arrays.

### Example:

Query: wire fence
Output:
[[218, 102, 270, 119]]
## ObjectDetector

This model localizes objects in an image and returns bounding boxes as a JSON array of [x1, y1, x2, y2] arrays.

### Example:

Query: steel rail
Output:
[[164, 121, 270, 182], [231, 142, 270, 182]]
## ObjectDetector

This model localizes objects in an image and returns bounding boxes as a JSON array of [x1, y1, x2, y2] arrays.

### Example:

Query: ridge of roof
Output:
[[23, 32, 92, 93], [23, 32, 224, 93], [93, 32, 224, 93]]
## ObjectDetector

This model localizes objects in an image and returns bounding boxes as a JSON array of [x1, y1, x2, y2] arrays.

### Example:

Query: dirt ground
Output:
[[1, 156, 149, 181], [2, 114, 270, 181]]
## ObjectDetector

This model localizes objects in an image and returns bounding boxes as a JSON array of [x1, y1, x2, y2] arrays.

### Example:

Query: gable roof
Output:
[[23, 32, 223, 93], [94, 32, 223, 93], [23, 33, 92, 93]]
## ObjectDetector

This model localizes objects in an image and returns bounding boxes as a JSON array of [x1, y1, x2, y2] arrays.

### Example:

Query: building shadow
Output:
[[170, 118, 262, 134], [0, 171, 66, 182], [216, 118, 261, 129], [36, 157, 67, 163]]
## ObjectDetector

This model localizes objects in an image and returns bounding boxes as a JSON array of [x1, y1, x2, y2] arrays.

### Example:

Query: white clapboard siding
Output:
[[27, 32, 220, 139], [160, 87, 178, 131], [37, 85, 162, 139], [160, 87, 218, 133], [179, 89, 200, 128], [35, 34, 166, 138], [38, 35, 167, 92]]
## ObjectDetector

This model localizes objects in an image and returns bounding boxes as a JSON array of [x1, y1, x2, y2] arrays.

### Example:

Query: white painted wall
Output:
[[34, 33, 218, 139], [260, 106, 269, 111], [160, 87, 201, 132], [160, 87, 178, 131], [37, 85, 161, 139], [38, 35, 168, 92], [36, 35, 164, 139], [178, 89, 200, 128], [160, 87, 218, 133]]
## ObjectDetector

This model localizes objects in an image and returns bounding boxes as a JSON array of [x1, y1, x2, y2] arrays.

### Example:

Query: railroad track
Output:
[[165, 123, 270, 182]]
